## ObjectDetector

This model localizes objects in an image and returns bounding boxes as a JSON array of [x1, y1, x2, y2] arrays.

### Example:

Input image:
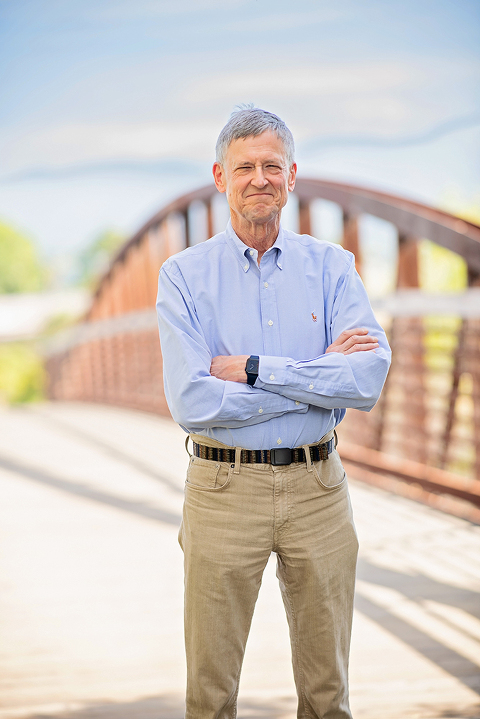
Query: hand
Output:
[[210, 355, 250, 382], [326, 328, 379, 355]]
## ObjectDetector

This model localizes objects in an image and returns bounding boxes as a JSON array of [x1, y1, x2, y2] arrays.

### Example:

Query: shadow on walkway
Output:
[[356, 558, 480, 696], [28, 406, 184, 495], [24, 693, 297, 719], [0, 454, 181, 527], [21, 694, 480, 719], [358, 557, 480, 619]]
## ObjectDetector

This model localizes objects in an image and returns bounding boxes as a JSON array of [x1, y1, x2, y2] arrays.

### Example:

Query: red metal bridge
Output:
[[45, 178, 480, 520]]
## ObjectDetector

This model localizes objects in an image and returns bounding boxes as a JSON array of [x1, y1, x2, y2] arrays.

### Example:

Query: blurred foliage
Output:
[[423, 315, 461, 371], [43, 312, 82, 336], [419, 240, 468, 292], [0, 222, 48, 293], [0, 343, 45, 404], [440, 189, 480, 225], [418, 193, 480, 293], [78, 229, 126, 288]]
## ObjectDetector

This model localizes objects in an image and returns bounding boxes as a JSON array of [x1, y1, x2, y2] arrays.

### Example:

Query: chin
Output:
[[246, 207, 279, 223]]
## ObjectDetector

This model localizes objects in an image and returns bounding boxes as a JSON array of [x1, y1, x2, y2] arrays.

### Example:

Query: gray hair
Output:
[[215, 104, 295, 167]]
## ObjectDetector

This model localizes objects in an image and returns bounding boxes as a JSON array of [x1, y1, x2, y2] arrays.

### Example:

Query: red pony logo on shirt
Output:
[[311, 312, 317, 322]]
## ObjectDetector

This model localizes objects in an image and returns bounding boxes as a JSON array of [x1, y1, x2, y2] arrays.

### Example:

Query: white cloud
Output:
[[182, 56, 480, 105], [2, 56, 478, 176], [0, 120, 218, 175], [182, 62, 419, 104]]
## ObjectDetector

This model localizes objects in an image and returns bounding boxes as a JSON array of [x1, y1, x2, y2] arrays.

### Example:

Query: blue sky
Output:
[[0, 0, 479, 266]]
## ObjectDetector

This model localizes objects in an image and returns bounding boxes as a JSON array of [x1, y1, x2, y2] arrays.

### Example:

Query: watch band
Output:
[[245, 355, 259, 386]]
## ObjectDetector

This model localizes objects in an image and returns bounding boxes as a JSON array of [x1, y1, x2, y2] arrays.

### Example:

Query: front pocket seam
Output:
[[312, 462, 346, 490], [185, 463, 234, 492]]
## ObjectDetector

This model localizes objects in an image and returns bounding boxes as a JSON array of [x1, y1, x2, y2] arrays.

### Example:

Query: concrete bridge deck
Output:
[[0, 402, 479, 719]]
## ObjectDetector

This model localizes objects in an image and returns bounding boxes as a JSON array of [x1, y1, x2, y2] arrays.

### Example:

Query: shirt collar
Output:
[[225, 220, 284, 273]]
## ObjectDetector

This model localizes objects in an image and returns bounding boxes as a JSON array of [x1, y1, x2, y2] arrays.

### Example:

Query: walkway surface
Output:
[[0, 402, 479, 719]]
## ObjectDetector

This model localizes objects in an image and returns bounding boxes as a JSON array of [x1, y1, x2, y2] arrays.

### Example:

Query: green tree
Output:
[[419, 194, 480, 292], [0, 343, 45, 403], [77, 229, 126, 288], [0, 222, 48, 293], [419, 240, 468, 292]]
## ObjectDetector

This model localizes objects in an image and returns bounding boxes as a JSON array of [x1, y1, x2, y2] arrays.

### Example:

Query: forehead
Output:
[[225, 131, 288, 165]]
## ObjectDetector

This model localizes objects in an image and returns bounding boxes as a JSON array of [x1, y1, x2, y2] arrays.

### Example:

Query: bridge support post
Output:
[[468, 268, 480, 287], [397, 233, 419, 288], [206, 200, 214, 239], [182, 210, 190, 248], [298, 200, 311, 236], [342, 212, 361, 276]]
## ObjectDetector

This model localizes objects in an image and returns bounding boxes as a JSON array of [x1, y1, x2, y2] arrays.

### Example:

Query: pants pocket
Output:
[[186, 456, 233, 491], [312, 449, 346, 489]]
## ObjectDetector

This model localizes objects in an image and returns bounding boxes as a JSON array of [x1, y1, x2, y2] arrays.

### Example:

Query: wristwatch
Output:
[[245, 355, 259, 386]]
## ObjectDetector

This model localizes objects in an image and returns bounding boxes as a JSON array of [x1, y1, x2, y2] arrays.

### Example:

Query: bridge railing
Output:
[[45, 179, 480, 499]]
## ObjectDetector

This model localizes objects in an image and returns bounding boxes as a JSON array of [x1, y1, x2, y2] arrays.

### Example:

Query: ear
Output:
[[213, 162, 227, 193], [288, 163, 297, 192]]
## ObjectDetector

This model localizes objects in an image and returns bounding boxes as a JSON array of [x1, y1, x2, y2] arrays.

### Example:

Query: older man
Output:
[[156, 106, 391, 719]]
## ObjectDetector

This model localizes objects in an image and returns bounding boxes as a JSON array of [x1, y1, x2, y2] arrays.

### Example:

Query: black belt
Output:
[[192, 439, 335, 466]]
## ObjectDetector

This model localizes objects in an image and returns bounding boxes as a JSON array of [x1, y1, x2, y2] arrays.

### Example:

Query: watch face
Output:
[[247, 359, 258, 372]]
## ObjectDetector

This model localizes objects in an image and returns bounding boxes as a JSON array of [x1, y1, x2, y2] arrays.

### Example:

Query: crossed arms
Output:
[[156, 259, 391, 432], [210, 327, 380, 383]]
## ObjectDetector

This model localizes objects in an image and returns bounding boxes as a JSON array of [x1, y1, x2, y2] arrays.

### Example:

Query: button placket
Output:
[[259, 255, 282, 357]]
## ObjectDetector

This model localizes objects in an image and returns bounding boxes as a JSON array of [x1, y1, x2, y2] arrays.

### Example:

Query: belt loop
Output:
[[302, 444, 313, 472], [234, 447, 242, 474], [334, 430, 338, 449], [185, 434, 193, 457]]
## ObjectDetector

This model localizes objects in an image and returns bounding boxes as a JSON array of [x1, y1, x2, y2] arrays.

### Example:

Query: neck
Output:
[[230, 214, 281, 262]]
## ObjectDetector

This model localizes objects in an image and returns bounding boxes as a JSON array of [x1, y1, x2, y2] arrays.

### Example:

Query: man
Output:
[[156, 106, 391, 719]]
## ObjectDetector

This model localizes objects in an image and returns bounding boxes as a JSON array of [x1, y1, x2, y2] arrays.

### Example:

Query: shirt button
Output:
[[309, 383, 314, 389], [244, 264, 248, 271], [270, 374, 275, 380], [249, 249, 254, 255], [277, 438, 282, 445], [264, 282, 269, 288], [268, 320, 273, 326], [295, 401, 300, 405], [258, 408, 263, 414]]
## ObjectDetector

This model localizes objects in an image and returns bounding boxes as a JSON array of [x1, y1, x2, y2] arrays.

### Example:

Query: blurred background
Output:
[[1, 0, 479, 400], [1, 1, 480, 718]]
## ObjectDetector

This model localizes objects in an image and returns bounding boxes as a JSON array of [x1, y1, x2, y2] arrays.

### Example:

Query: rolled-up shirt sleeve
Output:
[[156, 264, 308, 431], [255, 257, 391, 411]]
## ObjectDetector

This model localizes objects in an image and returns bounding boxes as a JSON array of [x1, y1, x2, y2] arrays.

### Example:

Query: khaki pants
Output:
[[179, 432, 358, 719]]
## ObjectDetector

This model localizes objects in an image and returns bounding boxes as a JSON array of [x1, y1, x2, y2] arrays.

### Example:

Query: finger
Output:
[[344, 342, 379, 355], [330, 328, 368, 347], [339, 334, 378, 350]]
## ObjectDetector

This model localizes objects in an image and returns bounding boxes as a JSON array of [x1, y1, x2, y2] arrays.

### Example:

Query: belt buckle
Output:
[[270, 447, 293, 466]]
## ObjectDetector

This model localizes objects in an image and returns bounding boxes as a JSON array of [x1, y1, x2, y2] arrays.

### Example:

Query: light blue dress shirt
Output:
[[156, 221, 391, 450]]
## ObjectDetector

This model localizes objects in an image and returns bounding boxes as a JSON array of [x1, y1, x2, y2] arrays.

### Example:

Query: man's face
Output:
[[213, 131, 297, 227]]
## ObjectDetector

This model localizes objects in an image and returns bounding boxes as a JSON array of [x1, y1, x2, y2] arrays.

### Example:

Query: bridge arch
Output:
[[46, 179, 480, 483]]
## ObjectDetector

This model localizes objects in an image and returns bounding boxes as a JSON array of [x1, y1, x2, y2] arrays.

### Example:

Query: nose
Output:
[[251, 165, 268, 188]]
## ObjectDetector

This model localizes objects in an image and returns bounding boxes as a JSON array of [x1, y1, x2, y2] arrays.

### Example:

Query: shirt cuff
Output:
[[256, 356, 288, 388]]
